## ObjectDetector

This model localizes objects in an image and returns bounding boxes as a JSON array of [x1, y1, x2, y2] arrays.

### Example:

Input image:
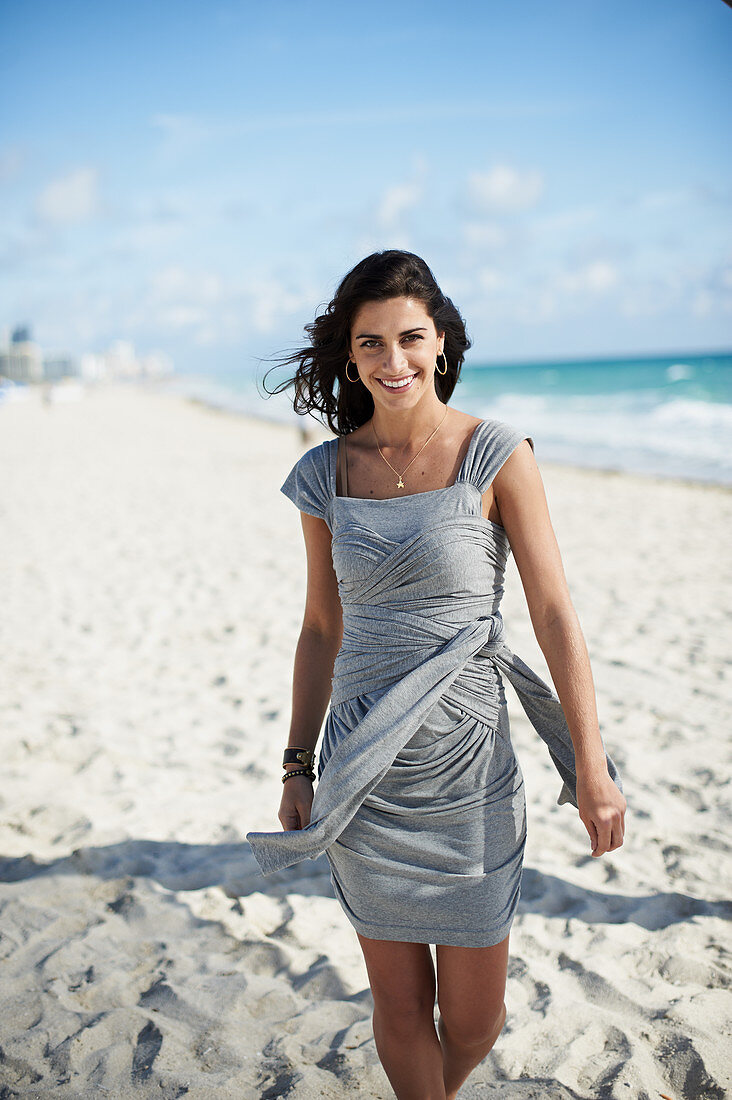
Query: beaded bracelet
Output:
[[282, 767, 315, 784]]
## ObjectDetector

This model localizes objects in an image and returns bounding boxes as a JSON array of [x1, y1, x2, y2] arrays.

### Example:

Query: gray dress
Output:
[[247, 418, 623, 948]]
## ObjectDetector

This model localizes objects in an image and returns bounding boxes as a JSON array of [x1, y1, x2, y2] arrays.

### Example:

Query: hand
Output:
[[575, 769, 626, 857], [278, 776, 314, 831]]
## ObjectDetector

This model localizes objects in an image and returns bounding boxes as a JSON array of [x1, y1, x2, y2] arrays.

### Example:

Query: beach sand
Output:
[[0, 382, 730, 1099]]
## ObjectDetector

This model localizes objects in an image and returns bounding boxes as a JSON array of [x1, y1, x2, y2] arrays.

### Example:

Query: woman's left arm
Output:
[[491, 440, 626, 858]]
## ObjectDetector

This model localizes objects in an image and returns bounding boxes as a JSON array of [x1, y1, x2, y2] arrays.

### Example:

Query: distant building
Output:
[[44, 354, 80, 381], [78, 352, 107, 382], [0, 327, 174, 384], [79, 341, 174, 381], [0, 327, 44, 383]]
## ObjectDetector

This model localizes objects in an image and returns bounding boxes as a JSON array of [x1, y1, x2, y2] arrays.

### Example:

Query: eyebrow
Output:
[[355, 327, 428, 339]]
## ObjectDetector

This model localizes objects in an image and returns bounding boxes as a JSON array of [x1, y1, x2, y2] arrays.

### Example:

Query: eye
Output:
[[358, 333, 423, 349]]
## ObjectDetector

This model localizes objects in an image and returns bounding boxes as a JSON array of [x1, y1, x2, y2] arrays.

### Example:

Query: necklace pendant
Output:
[[397, 477, 404, 489]]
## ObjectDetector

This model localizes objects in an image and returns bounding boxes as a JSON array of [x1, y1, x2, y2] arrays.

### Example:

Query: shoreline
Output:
[[6, 375, 732, 492], [185, 389, 732, 496], [176, 377, 732, 492]]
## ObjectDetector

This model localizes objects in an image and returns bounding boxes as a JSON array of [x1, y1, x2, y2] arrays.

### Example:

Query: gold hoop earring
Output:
[[345, 359, 360, 383], [435, 351, 448, 376]]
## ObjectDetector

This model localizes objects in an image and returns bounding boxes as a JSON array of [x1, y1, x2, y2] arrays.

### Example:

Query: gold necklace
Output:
[[371, 406, 449, 490]]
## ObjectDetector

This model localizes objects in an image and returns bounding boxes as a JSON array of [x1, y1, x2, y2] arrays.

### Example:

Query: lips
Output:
[[377, 373, 417, 391]]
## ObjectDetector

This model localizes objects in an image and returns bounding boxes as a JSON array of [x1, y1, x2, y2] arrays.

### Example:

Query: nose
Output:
[[383, 342, 408, 372]]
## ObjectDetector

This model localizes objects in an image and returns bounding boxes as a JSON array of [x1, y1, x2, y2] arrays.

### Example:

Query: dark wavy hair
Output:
[[260, 250, 472, 435]]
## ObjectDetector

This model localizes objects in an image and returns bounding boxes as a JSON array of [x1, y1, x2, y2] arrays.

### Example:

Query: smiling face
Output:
[[348, 297, 445, 413]]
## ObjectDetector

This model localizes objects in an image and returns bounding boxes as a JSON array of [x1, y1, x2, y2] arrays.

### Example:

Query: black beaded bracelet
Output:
[[282, 767, 315, 784]]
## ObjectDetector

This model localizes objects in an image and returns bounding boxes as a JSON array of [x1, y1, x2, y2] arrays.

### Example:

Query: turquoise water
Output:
[[166, 350, 732, 486], [458, 352, 732, 485]]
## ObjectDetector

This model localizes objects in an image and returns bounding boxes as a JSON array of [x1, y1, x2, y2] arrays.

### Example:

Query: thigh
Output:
[[356, 933, 436, 1015], [435, 933, 510, 1039]]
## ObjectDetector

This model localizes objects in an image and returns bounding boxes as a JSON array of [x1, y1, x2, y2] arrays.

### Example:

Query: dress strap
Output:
[[280, 443, 331, 520], [459, 419, 534, 494], [337, 435, 349, 496]]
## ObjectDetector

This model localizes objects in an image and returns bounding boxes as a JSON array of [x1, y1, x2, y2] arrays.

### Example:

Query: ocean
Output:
[[167, 350, 732, 486]]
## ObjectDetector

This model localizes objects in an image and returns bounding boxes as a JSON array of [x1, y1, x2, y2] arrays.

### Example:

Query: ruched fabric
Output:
[[246, 419, 623, 947]]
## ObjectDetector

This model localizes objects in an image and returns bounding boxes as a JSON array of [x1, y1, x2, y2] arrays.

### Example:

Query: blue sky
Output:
[[1, 0, 731, 375]]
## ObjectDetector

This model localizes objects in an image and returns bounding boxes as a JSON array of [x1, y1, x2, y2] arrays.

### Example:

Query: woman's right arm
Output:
[[279, 511, 343, 832]]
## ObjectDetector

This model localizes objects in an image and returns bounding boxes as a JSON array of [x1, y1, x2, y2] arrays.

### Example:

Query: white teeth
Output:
[[380, 375, 415, 389]]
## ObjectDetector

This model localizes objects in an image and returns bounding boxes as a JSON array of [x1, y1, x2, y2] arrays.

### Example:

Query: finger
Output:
[[610, 821, 624, 850], [295, 801, 311, 829], [586, 817, 599, 855], [280, 812, 301, 832], [608, 809, 624, 846], [592, 818, 612, 857]]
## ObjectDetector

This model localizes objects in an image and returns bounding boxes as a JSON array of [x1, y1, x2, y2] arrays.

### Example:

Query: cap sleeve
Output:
[[462, 419, 535, 494], [280, 441, 332, 520]]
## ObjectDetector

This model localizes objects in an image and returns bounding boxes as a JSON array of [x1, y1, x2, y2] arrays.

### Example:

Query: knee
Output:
[[438, 999, 506, 1049], [372, 988, 436, 1034]]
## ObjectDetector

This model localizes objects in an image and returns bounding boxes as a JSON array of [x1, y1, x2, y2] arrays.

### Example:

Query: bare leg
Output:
[[435, 933, 510, 1100], [356, 932, 446, 1100]]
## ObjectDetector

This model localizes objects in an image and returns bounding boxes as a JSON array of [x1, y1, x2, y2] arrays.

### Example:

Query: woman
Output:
[[247, 249, 625, 1100]]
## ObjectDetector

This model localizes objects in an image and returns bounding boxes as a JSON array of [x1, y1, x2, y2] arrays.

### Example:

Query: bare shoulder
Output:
[[492, 437, 548, 541], [486, 432, 540, 528], [446, 407, 482, 429], [441, 407, 483, 447], [346, 422, 370, 450], [494, 436, 540, 489]]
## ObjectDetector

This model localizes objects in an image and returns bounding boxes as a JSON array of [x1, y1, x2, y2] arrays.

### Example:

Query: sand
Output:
[[0, 382, 730, 1100]]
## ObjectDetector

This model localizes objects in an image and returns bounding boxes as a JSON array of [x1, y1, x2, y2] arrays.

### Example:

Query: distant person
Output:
[[248, 249, 625, 1099], [297, 422, 319, 448]]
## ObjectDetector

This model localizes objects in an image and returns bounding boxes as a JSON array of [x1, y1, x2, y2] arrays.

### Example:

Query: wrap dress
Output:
[[246, 418, 623, 948]]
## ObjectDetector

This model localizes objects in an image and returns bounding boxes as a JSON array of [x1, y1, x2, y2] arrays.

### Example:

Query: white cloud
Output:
[[635, 188, 689, 211], [150, 265, 223, 305], [0, 146, 24, 183], [354, 230, 413, 256], [477, 267, 505, 293], [150, 113, 216, 159], [513, 288, 558, 324], [145, 265, 225, 332], [247, 276, 317, 334], [618, 278, 676, 318], [691, 290, 714, 318], [36, 167, 100, 225], [150, 102, 585, 153], [467, 165, 544, 214], [585, 261, 620, 293], [151, 112, 201, 137], [690, 262, 732, 317], [140, 263, 317, 340], [376, 182, 421, 228], [159, 305, 209, 329], [460, 257, 619, 329], [462, 222, 510, 250], [557, 261, 619, 295], [374, 158, 426, 232], [533, 205, 598, 234]]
